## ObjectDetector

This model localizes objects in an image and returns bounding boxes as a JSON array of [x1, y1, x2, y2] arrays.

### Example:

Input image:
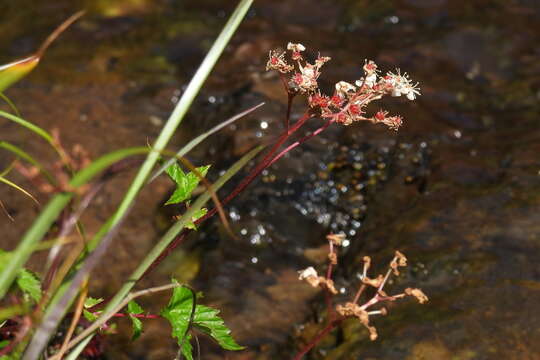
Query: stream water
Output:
[[1, 0, 539, 359]]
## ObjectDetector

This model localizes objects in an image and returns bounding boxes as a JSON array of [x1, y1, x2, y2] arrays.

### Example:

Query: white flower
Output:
[[335, 81, 356, 96], [287, 42, 306, 52], [385, 70, 420, 100]]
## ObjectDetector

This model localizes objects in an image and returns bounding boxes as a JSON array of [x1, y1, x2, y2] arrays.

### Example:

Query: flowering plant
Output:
[[267, 42, 420, 130], [295, 234, 428, 358]]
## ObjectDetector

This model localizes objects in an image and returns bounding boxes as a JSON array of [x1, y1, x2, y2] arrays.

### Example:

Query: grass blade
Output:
[[84, 0, 254, 255], [0, 92, 21, 117], [0, 140, 56, 184], [0, 176, 39, 205], [0, 12, 84, 93], [148, 102, 265, 183], [0, 147, 148, 299], [58, 145, 263, 357], [0, 110, 53, 144]]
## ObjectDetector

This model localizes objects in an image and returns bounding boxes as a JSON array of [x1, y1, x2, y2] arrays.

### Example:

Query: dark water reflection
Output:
[[0, 0, 539, 359]]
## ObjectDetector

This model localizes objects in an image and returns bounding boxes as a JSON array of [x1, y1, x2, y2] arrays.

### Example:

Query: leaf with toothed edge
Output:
[[127, 300, 144, 340], [161, 283, 243, 359]]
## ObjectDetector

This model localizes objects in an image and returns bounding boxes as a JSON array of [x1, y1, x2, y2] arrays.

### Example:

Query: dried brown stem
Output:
[[55, 283, 88, 360]]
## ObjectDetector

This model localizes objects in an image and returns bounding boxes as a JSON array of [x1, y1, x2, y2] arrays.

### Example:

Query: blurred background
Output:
[[0, 0, 539, 359]]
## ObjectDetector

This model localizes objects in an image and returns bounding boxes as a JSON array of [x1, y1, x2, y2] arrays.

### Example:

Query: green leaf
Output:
[[129, 315, 143, 341], [165, 164, 211, 205], [0, 57, 39, 93], [82, 310, 97, 322], [185, 208, 207, 230], [127, 300, 144, 315], [16, 269, 41, 302], [0, 250, 42, 302], [0, 340, 9, 349], [0, 175, 39, 205], [84, 297, 104, 309], [193, 305, 243, 350], [82, 297, 103, 322], [127, 300, 144, 341], [180, 333, 194, 360], [161, 284, 243, 355], [161, 286, 194, 350]]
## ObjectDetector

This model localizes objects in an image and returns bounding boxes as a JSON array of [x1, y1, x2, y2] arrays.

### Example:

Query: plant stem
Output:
[[55, 283, 88, 360], [325, 241, 335, 322], [352, 284, 367, 304], [267, 118, 333, 167], [143, 111, 313, 276], [292, 319, 343, 360], [49, 284, 181, 359]]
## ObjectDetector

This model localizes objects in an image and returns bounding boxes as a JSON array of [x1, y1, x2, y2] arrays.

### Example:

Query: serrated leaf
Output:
[[127, 300, 145, 341], [185, 208, 207, 230], [127, 300, 144, 315], [161, 284, 243, 355], [165, 162, 186, 184], [180, 333, 194, 360], [129, 314, 143, 341], [160, 286, 194, 350], [84, 297, 104, 309], [193, 305, 243, 350], [16, 269, 41, 302], [0, 250, 42, 302], [83, 309, 98, 322], [165, 164, 211, 205]]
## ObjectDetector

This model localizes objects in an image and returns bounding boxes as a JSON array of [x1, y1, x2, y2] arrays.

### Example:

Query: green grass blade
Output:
[[62, 146, 263, 358], [148, 102, 264, 184], [0, 147, 148, 298], [85, 0, 254, 255], [0, 56, 39, 93], [0, 176, 39, 205], [0, 140, 56, 184], [0, 92, 22, 117], [0, 110, 53, 144]]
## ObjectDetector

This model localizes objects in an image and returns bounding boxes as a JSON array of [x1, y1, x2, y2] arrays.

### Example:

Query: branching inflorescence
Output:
[[147, 42, 422, 288], [295, 234, 428, 358], [267, 42, 420, 130]]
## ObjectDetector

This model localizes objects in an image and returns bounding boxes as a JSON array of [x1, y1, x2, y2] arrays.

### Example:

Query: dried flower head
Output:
[[362, 274, 384, 288], [323, 278, 338, 295], [336, 302, 378, 340], [326, 233, 346, 246], [298, 267, 320, 287], [405, 288, 429, 304], [390, 250, 408, 276], [328, 252, 338, 265], [298, 235, 427, 346]]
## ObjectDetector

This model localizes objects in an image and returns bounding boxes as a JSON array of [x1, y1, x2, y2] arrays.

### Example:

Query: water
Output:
[[0, 0, 539, 359]]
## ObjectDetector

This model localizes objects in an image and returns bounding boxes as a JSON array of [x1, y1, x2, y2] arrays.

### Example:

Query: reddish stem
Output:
[[292, 319, 343, 360], [324, 241, 336, 322], [111, 313, 160, 319], [267, 118, 334, 167], [285, 93, 294, 130], [143, 111, 314, 277], [352, 284, 367, 304]]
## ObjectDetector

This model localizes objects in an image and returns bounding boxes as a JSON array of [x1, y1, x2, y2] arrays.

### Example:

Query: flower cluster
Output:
[[266, 43, 421, 130], [298, 237, 428, 342]]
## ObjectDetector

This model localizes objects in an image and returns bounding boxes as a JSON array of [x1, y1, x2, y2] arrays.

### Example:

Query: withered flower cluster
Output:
[[266, 43, 421, 130], [298, 236, 428, 342]]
